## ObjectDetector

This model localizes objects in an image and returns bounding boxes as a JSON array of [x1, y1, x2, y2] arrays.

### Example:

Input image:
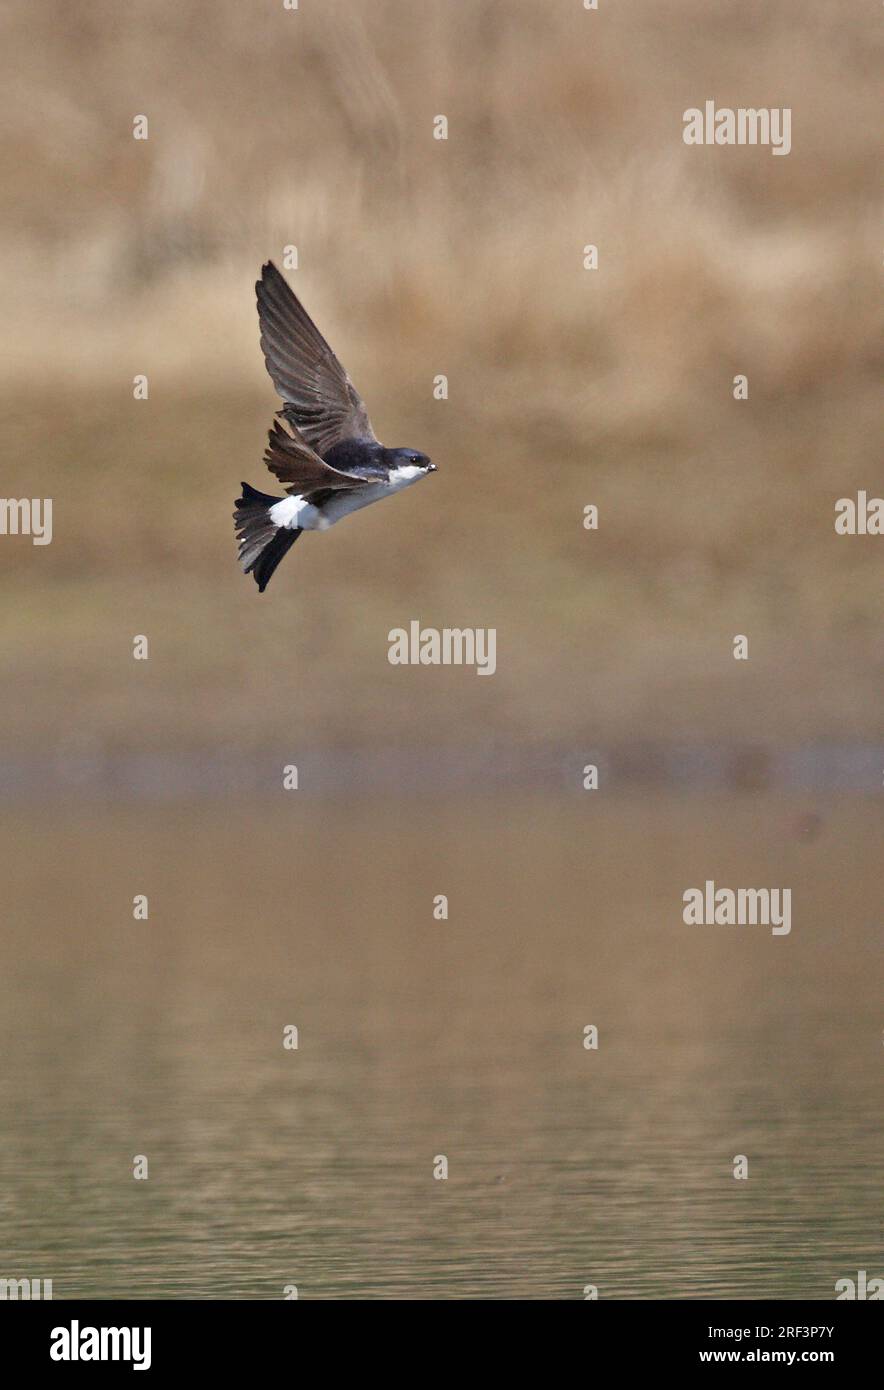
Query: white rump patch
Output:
[[269, 495, 321, 530]]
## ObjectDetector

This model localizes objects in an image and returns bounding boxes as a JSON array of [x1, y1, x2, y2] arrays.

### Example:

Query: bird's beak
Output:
[[427, 462, 437, 472]]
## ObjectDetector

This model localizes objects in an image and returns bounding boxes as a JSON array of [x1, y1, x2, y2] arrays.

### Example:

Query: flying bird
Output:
[[234, 262, 436, 591]]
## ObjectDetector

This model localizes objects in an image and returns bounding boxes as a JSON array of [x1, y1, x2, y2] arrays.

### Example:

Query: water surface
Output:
[[0, 795, 880, 1299]]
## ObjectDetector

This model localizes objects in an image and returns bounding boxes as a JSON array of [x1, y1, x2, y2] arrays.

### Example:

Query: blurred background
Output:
[[1, 0, 881, 759], [0, 0, 881, 1299]]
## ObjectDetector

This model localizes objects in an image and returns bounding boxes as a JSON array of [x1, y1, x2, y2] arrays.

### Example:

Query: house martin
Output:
[[234, 262, 435, 591]]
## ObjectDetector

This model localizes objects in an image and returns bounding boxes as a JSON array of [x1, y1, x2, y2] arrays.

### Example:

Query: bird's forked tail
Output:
[[234, 482, 302, 592]]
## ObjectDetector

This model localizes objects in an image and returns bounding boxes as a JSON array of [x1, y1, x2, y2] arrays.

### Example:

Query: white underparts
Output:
[[269, 465, 427, 533]]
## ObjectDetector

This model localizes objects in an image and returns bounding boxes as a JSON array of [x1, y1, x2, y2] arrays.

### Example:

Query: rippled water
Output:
[[0, 795, 880, 1299]]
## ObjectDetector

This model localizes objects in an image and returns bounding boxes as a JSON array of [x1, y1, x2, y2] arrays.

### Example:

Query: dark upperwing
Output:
[[256, 261, 378, 459], [262, 417, 370, 495]]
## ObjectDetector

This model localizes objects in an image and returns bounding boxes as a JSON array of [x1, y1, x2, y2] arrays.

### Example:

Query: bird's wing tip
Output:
[[256, 261, 278, 293]]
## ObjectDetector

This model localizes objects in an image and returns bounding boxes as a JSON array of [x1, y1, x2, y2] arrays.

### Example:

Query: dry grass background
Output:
[[0, 0, 881, 760]]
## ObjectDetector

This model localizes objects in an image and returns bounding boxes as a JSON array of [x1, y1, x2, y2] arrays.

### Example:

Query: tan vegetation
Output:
[[1, 0, 881, 756]]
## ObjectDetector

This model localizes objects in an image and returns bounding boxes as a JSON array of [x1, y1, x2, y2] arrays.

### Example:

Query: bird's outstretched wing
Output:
[[263, 417, 367, 494], [256, 261, 377, 457]]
